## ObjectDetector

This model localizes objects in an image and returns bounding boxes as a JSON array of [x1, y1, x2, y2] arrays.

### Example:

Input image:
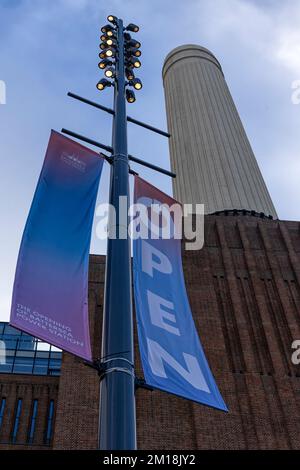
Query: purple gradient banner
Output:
[[10, 131, 103, 361], [133, 176, 227, 410]]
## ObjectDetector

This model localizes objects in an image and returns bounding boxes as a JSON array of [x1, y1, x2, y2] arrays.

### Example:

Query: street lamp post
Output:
[[97, 15, 142, 450]]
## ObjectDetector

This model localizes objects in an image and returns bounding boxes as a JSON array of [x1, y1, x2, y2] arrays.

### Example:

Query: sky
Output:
[[0, 0, 300, 321]]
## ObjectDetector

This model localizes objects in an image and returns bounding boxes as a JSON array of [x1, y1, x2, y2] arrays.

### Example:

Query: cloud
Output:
[[276, 29, 300, 73], [190, 0, 300, 75]]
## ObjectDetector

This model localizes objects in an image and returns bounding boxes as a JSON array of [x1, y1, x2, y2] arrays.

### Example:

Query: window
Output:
[[3, 324, 20, 336], [0, 322, 62, 376], [27, 399, 38, 444], [48, 352, 62, 376], [11, 398, 22, 443], [44, 400, 54, 445], [14, 350, 35, 374], [0, 398, 6, 430], [33, 351, 49, 375], [0, 348, 14, 373]]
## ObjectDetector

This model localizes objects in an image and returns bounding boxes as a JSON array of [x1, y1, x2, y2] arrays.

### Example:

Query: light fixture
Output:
[[126, 39, 141, 49], [105, 66, 115, 78], [130, 78, 142, 90], [107, 30, 114, 37], [98, 59, 112, 69], [125, 68, 135, 81], [100, 34, 107, 42], [107, 15, 117, 24], [124, 32, 132, 41], [99, 42, 107, 50], [99, 48, 115, 59], [106, 38, 116, 46], [96, 78, 112, 91], [105, 48, 115, 57], [126, 89, 136, 103], [128, 57, 141, 68], [101, 24, 114, 34], [126, 23, 139, 33], [128, 47, 141, 57]]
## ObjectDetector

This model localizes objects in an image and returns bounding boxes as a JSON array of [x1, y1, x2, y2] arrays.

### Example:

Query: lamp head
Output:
[[126, 89, 136, 103], [107, 15, 118, 24], [96, 78, 112, 91], [130, 78, 142, 90], [126, 23, 139, 33]]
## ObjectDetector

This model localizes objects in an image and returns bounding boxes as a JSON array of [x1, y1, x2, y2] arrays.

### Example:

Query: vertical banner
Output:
[[133, 176, 227, 411], [10, 131, 103, 361]]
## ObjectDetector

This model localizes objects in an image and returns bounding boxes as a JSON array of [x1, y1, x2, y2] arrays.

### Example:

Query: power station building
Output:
[[1, 45, 300, 450]]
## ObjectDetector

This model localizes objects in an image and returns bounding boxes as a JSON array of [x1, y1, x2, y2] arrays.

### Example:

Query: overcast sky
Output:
[[1, 0, 300, 321]]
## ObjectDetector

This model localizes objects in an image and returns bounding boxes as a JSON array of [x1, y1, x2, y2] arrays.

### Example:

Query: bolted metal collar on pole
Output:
[[98, 16, 137, 450]]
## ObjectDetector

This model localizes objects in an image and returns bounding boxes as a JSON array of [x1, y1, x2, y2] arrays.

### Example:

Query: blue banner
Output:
[[10, 131, 103, 361], [133, 176, 227, 411]]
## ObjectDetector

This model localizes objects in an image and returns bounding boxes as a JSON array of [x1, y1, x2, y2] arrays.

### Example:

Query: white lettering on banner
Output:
[[142, 238, 211, 392], [147, 338, 210, 393], [147, 290, 180, 336], [141, 240, 172, 277]]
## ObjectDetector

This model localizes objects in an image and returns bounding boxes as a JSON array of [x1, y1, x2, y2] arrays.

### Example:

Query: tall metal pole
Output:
[[98, 18, 137, 450]]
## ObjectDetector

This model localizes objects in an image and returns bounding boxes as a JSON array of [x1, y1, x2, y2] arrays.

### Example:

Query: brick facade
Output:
[[1, 214, 300, 449], [0, 375, 59, 450], [53, 214, 300, 449]]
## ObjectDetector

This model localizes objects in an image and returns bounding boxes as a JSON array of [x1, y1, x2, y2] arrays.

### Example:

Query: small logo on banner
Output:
[[61, 152, 87, 173]]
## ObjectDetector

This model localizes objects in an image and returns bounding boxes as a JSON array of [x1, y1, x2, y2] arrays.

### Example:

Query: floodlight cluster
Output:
[[96, 15, 142, 103]]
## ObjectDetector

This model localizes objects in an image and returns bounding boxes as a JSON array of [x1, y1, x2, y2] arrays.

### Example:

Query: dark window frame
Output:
[[27, 399, 38, 444], [44, 399, 54, 446], [0, 397, 6, 431], [11, 398, 22, 444]]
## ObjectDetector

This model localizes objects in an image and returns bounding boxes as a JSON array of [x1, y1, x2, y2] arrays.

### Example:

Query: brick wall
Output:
[[2, 214, 300, 449], [52, 214, 300, 449], [0, 374, 59, 450]]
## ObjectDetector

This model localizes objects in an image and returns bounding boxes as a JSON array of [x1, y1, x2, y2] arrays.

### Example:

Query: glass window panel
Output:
[[16, 350, 35, 358], [49, 358, 61, 366], [36, 342, 51, 351], [0, 363, 13, 373], [3, 325, 21, 336], [13, 356, 34, 374], [13, 364, 33, 374], [17, 339, 36, 350], [14, 355, 34, 364], [2, 339, 18, 349], [20, 332, 32, 338], [50, 352, 62, 360], [0, 322, 61, 376], [4, 349, 16, 359], [0, 339, 5, 358], [35, 351, 50, 359], [34, 359, 49, 368], [48, 360, 61, 375], [33, 364, 48, 375]]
